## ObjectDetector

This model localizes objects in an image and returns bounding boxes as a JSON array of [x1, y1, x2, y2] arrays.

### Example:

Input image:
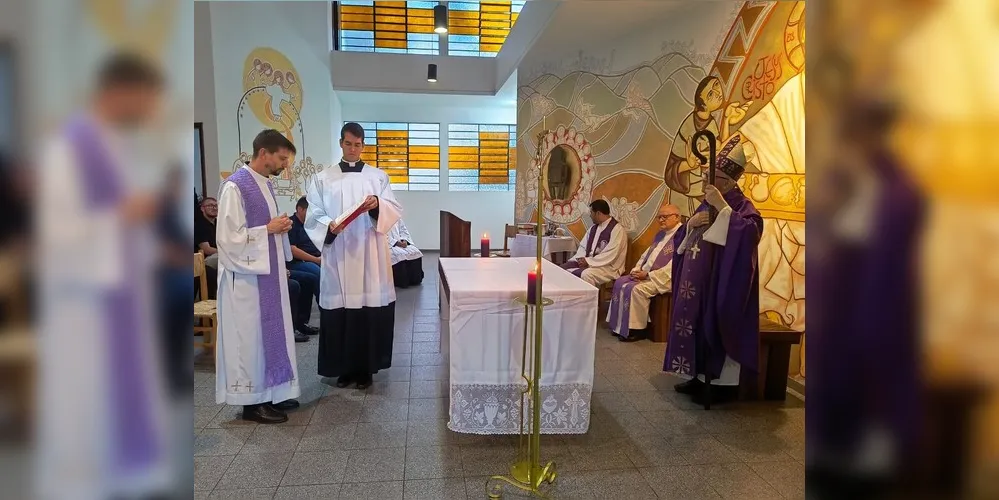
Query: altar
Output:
[[438, 257, 597, 435]]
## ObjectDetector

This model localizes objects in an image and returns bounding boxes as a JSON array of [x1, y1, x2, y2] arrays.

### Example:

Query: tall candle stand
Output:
[[485, 127, 556, 499]]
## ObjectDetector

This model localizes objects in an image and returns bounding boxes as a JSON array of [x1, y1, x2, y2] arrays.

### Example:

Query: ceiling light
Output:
[[434, 4, 448, 34], [428, 63, 438, 83]]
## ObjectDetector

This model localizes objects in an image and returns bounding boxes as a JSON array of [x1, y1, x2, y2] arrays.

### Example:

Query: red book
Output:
[[331, 199, 367, 232]]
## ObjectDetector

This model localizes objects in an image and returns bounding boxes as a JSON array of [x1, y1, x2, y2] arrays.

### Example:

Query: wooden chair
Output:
[[499, 224, 518, 256], [194, 252, 218, 352], [649, 292, 673, 342]]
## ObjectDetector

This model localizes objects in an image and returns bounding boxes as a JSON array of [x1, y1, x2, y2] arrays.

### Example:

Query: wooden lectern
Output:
[[439, 211, 471, 257]]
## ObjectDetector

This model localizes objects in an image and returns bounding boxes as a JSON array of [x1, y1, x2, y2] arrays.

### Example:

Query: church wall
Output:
[[194, 1, 221, 200], [341, 99, 517, 250], [207, 0, 339, 215], [515, 1, 806, 376]]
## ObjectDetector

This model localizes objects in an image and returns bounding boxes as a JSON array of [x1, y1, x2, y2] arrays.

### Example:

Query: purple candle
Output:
[[527, 265, 541, 305], [480, 233, 490, 257]]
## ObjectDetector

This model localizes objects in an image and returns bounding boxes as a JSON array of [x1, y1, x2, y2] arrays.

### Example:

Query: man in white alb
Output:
[[305, 122, 403, 390], [561, 199, 628, 287], [215, 129, 301, 424], [387, 218, 424, 288]]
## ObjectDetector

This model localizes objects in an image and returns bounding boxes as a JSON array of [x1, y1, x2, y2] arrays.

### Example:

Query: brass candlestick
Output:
[[485, 127, 556, 499]]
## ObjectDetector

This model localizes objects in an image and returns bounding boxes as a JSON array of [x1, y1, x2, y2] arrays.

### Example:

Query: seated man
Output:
[[387, 219, 424, 288], [607, 204, 683, 342], [194, 196, 218, 298], [562, 199, 628, 287], [288, 196, 321, 301]]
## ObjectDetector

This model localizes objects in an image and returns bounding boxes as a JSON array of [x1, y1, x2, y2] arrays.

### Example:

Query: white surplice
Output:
[[304, 162, 402, 309], [570, 219, 629, 286], [387, 219, 423, 266], [215, 165, 301, 405]]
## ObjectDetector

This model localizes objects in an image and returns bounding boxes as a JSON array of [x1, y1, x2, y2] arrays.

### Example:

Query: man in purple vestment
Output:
[[562, 199, 628, 287], [607, 204, 683, 342], [663, 134, 763, 406]]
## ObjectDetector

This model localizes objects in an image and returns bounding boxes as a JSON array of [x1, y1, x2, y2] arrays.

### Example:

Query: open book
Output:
[[331, 199, 368, 232]]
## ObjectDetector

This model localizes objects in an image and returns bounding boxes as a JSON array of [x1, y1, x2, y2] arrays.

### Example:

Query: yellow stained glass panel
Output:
[[479, 132, 509, 140], [449, 161, 479, 169], [410, 146, 439, 154], [341, 5, 373, 15], [341, 22, 374, 31], [481, 44, 504, 53], [449, 10, 480, 19]]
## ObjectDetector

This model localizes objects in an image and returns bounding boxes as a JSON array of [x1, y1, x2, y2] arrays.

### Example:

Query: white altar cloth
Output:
[[438, 258, 597, 434], [509, 235, 577, 259]]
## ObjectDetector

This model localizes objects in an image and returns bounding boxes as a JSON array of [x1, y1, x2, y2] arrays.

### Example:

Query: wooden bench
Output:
[[740, 317, 804, 401]]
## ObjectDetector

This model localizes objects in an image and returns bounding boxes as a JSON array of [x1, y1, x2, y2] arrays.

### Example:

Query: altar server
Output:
[[305, 122, 402, 390], [562, 199, 628, 287], [215, 129, 301, 423], [607, 204, 683, 341], [387, 218, 424, 288]]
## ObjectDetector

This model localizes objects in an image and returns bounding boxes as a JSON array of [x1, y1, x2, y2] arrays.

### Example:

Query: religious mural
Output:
[[220, 46, 325, 203], [516, 2, 806, 345]]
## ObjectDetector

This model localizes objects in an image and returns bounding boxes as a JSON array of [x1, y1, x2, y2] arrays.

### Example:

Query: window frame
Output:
[[447, 123, 516, 192], [351, 121, 442, 192]]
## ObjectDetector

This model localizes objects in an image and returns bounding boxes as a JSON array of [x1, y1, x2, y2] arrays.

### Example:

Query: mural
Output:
[[220, 47, 326, 201], [516, 2, 806, 342]]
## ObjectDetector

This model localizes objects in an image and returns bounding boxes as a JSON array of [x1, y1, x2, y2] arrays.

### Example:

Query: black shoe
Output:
[[298, 325, 319, 336], [242, 403, 288, 424], [294, 333, 309, 343], [691, 385, 739, 406], [674, 378, 704, 395], [618, 331, 647, 342], [355, 374, 373, 390], [335, 375, 353, 388], [273, 399, 300, 411]]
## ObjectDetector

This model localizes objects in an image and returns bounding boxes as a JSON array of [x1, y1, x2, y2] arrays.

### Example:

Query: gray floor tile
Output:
[[460, 445, 518, 476], [280, 450, 350, 486], [393, 352, 413, 367], [404, 478, 467, 500], [339, 481, 404, 500], [194, 428, 253, 456], [350, 422, 409, 449], [412, 341, 440, 354], [626, 433, 688, 468], [195, 405, 224, 430], [282, 406, 316, 427], [207, 488, 276, 500], [393, 342, 414, 354], [713, 431, 799, 463], [194, 455, 235, 492], [407, 419, 462, 447], [413, 330, 440, 343], [360, 398, 410, 422], [410, 365, 448, 381], [748, 460, 805, 499], [624, 391, 678, 412], [669, 434, 741, 465], [404, 446, 463, 479], [408, 397, 449, 421], [641, 410, 709, 435], [216, 453, 293, 489], [273, 484, 341, 500], [310, 401, 362, 426], [208, 405, 258, 429], [639, 465, 722, 499], [240, 425, 306, 455], [343, 447, 406, 483], [194, 387, 218, 407], [410, 380, 448, 398], [364, 381, 411, 400], [411, 353, 447, 367], [700, 462, 782, 499], [297, 424, 357, 452]]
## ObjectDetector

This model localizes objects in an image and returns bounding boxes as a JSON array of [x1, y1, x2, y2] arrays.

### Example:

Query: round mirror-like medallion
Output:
[[544, 144, 581, 201]]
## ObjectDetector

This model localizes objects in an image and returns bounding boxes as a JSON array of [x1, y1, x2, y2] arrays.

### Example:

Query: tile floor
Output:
[[194, 253, 805, 499]]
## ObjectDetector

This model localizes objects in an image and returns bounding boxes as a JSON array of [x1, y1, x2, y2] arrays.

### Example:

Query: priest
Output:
[[607, 204, 683, 342], [387, 218, 424, 288], [215, 129, 301, 424], [663, 135, 763, 406], [305, 122, 402, 390], [561, 199, 628, 287]]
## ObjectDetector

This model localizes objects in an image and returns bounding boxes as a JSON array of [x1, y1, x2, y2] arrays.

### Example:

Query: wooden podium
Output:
[[439, 211, 471, 257]]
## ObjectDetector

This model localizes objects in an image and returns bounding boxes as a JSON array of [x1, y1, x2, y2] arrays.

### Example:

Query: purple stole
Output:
[[663, 188, 763, 380], [223, 168, 295, 388], [607, 230, 674, 338], [64, 114, 158, 474], [567, 218, 618, 278]]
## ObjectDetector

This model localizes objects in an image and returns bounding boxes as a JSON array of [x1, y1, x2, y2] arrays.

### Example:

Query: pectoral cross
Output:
[[689, 243, 701, 260], [231, 381, 242, 392]]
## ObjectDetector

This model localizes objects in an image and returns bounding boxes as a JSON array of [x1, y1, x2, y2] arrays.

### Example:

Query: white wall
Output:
[[207, 0, 339, 214], [194, 1, 220, 198], [340, 91, 517, 250]]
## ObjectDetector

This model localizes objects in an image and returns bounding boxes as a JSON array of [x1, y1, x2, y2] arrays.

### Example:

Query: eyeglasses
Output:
[[657, 214, 679, 220]]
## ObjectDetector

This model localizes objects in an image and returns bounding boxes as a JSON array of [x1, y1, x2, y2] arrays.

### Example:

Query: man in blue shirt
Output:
[[288, 196, 321, 320]]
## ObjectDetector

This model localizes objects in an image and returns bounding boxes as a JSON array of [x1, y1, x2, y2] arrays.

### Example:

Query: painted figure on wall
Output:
[[663, 75, 753, 216]]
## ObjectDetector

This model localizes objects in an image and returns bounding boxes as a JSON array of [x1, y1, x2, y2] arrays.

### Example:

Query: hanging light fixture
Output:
[[434, 4, 448, 34], [427, 63, 438, 83]]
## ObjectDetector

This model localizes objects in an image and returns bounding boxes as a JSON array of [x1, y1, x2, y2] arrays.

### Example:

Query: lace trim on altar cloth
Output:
[[448, 383, 592, 435]]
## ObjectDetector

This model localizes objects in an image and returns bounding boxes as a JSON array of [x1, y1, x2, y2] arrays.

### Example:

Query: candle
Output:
[[480, 233, 490, 257], [527, 264, 542, 305]]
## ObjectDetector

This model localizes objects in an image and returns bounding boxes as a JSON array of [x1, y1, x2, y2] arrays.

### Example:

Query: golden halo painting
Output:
[[530, 126, 596, 224], [238, 47, 305, 176]]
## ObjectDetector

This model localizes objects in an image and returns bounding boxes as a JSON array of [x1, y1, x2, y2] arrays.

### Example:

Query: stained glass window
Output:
[[448, 124, 516, 191], [339, 1, 441, 55], [447, 1, 525, 57], [353, 122, 441, 191]]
